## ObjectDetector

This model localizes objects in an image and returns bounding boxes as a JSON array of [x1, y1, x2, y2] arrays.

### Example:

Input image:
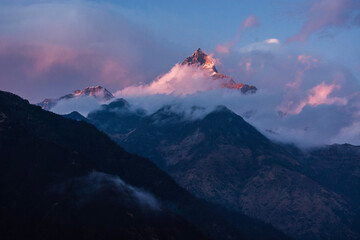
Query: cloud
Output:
[[278, 81, 348, 115], [0, 1, 182, 103], [286, 0, 360, 43], [334, 118, 360, 144], [53, 171, 160, 211], [216, 14, 260, 54], [86, 171, 160, 210], [116, 63, 226, 97], [51, 95, 103, 116], [239, 38, 280, 53], [264, 39, 280, 44]]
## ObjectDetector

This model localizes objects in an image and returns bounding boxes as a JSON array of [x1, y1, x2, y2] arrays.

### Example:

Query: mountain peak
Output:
[[38, 86, 114, 111], [73, 86, 114, 101], [62, 111, 88, 122], [181, 48, 257, 94], [182, 48, 218, 73]]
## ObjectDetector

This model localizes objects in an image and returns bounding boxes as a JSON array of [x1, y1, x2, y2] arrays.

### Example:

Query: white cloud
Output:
[[87, 171, 160, 210], [51, 96, 103, 116], [238, 38, 280, 53], [265, 38, 280, 44], [116, 64, 226, 97]]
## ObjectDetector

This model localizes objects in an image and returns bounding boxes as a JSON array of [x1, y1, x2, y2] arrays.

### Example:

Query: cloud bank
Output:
[[51, 95, 104, 116], [0, 1, 182, 102], [116, 63, 226, 97]]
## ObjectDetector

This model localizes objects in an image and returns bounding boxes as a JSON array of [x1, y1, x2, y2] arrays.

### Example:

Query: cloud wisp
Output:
[[216, 14, 260, 54], [286, 0, 360, 43], [53, 171, 160, 211]]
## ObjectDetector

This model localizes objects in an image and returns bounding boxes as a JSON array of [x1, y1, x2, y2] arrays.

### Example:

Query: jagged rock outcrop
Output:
[[182, 48, 257, 94]]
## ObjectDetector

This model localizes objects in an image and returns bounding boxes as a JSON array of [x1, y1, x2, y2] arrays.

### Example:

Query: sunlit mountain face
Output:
[[1, 1, 360, 240], [181, 48, 257, 93]]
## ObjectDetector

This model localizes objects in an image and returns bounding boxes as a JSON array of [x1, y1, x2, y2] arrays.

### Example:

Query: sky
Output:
[[1, 0, 360, 146], [0, 0, 359, 102]]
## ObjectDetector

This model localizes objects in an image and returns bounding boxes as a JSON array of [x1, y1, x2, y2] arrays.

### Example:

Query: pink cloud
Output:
[[241, 14, 261, 29], [116, 64, 224, 97], [0, 2, 184, 102], [25, 45, 86, 76], [238, 58, 257, 76], [286, 54, 319, 88], [286, 0, 360, 43], [216, 44, 231, 54], [280, 81, 347, 114], [0, 40, 142, 101], [216, 14, 260, 54], [0, 41, 105, 78]]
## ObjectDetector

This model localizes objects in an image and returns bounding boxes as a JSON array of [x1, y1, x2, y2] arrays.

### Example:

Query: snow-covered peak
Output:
[[73, 86, 114, 101], [181, 48, 257, 94], [182, 48, 218, 74], [38, 86, 114, 111]]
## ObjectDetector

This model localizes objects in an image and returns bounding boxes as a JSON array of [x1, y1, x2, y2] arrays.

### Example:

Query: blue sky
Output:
[[104, 0, 359, 69]]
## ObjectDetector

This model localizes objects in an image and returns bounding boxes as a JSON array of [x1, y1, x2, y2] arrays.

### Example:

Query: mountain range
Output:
[[37, 49, 256, 112], [86, 98, 360, 240], [4, 48, 360, 240], [0, 90, 290, 240]]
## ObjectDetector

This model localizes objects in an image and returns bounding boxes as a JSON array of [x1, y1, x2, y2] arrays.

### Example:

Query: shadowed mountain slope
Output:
[[88, 99, 360, 240]]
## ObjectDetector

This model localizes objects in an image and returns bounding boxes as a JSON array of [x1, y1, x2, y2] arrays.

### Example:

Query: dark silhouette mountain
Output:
[[87, 99, 360, 240], [62, 111, 88, 121], [0, 90, 291, 240], [38, 86, 114, 110]]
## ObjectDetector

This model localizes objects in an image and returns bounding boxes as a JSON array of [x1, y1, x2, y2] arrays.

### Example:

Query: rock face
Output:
[[38, 86, 114, 110], [182, 48, 219, 73], [87, 100, 360, 240], [182, 48, 257, 94], [0, 90, 292, 240]]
